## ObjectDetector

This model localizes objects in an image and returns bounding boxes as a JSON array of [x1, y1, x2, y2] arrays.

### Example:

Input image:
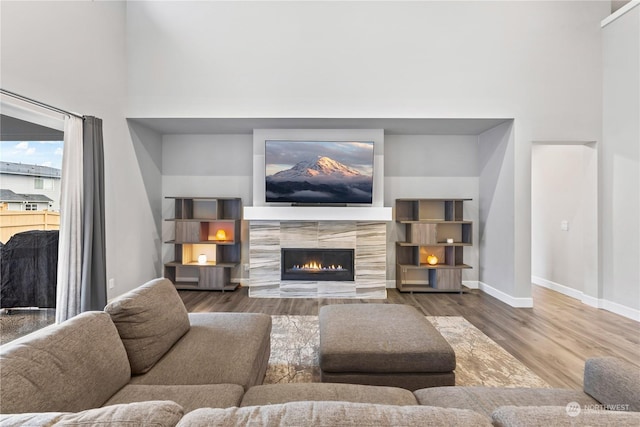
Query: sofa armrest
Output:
[[584, 357, 640, 412]]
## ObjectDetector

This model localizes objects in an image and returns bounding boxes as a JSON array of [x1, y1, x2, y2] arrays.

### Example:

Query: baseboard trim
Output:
[[478, 281, 533, 308], [581, 293, 600, 308], [531, 276, 583, 301], [600, 299, 640, 322], [531, 276, 640, 322], [462, 280, 479, 289]]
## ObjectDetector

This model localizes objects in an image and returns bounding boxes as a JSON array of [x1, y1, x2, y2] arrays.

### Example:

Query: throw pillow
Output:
[[104, 278, 190, 374]]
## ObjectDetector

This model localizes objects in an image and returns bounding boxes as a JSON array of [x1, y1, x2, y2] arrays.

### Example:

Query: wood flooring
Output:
[[179, 285, 640, 390]]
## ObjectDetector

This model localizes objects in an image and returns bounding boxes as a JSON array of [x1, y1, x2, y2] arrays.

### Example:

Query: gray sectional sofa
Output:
[[0, 278, 272, 415], [1, 278, 639, 426]]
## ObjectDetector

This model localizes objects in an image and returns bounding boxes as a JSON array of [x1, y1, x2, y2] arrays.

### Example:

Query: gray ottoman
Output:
[[319, 304, 456, 390]]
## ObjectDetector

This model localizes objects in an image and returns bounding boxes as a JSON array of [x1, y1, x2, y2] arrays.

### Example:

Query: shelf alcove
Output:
[[129, 117, 516, 301]]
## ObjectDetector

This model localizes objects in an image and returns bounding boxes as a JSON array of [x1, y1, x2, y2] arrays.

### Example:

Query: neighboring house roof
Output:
[[0, 189, 53, 203], [0, 161, 61, 178]]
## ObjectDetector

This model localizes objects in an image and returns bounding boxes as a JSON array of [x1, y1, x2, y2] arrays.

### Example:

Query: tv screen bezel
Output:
[[264, 139, 375, 206]]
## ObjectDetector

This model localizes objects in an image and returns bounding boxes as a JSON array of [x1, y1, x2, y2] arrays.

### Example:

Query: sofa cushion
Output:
[[56, 401, 184, 427], [104, 278, 190, 374], [584, 357, 640, 412], [0, 311, 131, 413], [105, 384, 244, 412], [0, 412, 66, 426], [177, 401, 492, 427], [414, 386, 598, 417], [492, 405, 640, 427], [129, 312, 271, 389], [241, 383, 418, 407]]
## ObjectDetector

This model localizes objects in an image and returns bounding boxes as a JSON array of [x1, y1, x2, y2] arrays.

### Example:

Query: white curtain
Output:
[[56, 115, 84, 323]]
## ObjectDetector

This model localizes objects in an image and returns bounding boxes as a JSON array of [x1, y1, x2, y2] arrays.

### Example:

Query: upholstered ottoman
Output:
[[319, 304, 456, 390]]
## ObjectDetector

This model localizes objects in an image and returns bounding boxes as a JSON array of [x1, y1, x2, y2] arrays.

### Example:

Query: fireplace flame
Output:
[[291, 262, 345, 272]]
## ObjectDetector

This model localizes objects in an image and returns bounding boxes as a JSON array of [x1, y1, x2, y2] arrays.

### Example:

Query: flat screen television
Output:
[[265, 140, 374, 205]]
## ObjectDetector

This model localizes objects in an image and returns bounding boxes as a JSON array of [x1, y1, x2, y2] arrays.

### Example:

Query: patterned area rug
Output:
[[264, 315, 549, 388]]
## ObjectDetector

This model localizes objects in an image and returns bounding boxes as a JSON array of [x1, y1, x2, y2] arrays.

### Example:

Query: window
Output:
[[0, 105, 64, 343], [34, 178, 54, 190]]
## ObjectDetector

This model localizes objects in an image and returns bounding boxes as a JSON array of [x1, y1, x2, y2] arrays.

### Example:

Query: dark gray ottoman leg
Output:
[[319, 304, 456, 390]]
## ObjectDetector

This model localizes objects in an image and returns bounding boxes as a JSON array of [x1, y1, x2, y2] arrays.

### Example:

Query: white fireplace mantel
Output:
[[243, 206, 392, 222]]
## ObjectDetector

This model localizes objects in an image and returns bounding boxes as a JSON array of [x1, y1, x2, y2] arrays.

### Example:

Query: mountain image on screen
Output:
[[266, 156, 373, 204]]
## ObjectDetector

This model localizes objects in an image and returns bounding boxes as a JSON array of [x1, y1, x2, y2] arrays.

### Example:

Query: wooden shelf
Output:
[[164, 240, 238, 245], [396, 198, 472, 202], [165, 218, 238, 223], [397, 242, 472, 247], [165, 261, 239, 268], [395, 198, 473, 293], [164, 197, 242, 292], [396, 284, 464, 293], [173, 281, 240, 292], [398, 263, 472, 270], [398, 220, 472, 225]]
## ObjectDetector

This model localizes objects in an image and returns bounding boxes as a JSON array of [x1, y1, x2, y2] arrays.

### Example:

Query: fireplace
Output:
[[281, 248, 355, 282]]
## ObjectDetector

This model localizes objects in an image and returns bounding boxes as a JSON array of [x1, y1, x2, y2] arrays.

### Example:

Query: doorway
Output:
[[531, 142, 598, 303], [0, 111, 64, 343]]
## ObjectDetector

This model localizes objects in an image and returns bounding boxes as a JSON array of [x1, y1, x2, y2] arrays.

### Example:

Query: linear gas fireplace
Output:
[[281, 248, 355, 282]]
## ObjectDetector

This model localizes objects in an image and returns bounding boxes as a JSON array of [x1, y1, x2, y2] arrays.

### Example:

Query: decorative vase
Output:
[[426, 254, 439, 265]]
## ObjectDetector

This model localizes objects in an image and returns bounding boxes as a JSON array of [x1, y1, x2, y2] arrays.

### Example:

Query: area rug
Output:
[[264, 315, 549, 388]]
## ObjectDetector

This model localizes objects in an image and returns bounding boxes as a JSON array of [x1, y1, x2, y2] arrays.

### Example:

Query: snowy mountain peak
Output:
[[269, 156, 364, 181]]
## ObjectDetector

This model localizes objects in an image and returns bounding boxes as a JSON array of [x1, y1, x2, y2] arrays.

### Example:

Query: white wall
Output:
[[531, 145, 595, 297], [601, 4, 640, 316], [0, 1, 158, 298], [161, 133, 254, 208], [127, 0, 607, 303], [1, 1, 612, 305], [477, 121, 526, 305], [384, 134, 480, 284], [127, 1, 605, 137], [127, 121, 164, 279], [162, 134, 254, 281]]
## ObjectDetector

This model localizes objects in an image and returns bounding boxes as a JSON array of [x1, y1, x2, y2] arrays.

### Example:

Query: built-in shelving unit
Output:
[[164, 197, 242, 291], [395, 198, 472, 293]]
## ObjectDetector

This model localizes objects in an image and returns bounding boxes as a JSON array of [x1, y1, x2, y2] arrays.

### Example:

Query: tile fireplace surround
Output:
[[248, 221, 387, 298]]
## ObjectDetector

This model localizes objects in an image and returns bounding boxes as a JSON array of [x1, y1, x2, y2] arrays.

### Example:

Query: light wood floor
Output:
[[179, 285, 640, 390]]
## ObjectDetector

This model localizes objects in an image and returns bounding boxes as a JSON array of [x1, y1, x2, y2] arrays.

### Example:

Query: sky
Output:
[[0, 140, 64, 170]]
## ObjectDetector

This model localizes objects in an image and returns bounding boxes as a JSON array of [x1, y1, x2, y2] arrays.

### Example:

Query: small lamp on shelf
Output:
[[215, 229, 227, 241], [426, 254, 439, 265], [197, 254, 207, 265]]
